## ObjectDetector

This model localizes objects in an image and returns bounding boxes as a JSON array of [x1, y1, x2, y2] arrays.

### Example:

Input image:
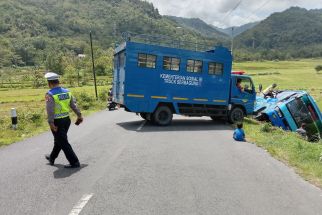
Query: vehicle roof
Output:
[[115, 41, 232, 62]]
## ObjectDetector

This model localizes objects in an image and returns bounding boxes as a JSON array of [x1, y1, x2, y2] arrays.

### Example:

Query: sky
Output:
[[146, 0, 322, 28]]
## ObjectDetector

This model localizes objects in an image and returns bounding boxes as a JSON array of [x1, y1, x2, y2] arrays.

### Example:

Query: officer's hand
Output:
[[75, 117, 83, 126], [50, 123, 58, 132]]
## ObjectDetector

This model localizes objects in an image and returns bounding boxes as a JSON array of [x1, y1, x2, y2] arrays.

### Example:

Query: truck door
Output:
[[113, 51, 126, 104], [231, 76, 256, 115], [118, 51, 125, 104], [112, 55, 119, 102]]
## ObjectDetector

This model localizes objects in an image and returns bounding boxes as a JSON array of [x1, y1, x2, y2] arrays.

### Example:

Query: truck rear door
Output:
[[113, 51, 126, 104]]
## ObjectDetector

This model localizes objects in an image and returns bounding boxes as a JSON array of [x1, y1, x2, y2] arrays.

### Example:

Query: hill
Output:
[[234, 7, 322, 60], [215, 22, 259, 37], [166, 15, 258, 38], [166, 16, 228, 39], [0, 0, 225, 68]]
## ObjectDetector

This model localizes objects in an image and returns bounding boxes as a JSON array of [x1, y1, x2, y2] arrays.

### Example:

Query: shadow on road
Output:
[[52, 164, 88, 179], [117, 119, 233, 132]]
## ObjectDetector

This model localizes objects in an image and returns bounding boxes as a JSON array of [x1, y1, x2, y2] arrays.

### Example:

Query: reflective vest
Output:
[[48, 87, 72, 119]]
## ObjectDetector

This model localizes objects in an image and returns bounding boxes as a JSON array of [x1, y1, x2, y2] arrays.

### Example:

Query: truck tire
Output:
[[152, 106, 173, 126], [228, 107, 244, 124]]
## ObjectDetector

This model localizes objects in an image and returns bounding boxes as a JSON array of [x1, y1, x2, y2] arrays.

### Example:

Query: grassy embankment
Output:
[[0, 85, 110, 146], [234, 59, 322, 187]]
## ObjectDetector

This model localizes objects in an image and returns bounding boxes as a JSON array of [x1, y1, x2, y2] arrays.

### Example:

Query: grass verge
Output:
[[0, 89, 108, 147], [244, 118, 322, 188]]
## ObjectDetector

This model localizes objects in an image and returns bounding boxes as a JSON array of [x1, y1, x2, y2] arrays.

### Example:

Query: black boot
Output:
[[45, 155, 54, 166], [64, 162, 80, 168]]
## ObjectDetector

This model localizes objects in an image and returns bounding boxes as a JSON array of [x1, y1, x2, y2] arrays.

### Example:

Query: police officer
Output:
[[44, 72, 83, 168]]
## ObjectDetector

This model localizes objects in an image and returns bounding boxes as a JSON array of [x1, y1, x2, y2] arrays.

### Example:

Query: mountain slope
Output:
[[0, 0, 226, 67], [166, 15, 258, 38], [235, 7, 322, 59], [215, 22, 259, 37]]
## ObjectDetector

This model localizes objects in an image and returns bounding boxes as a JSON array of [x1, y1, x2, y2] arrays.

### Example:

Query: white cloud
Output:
[[146, 0, 322, 28]]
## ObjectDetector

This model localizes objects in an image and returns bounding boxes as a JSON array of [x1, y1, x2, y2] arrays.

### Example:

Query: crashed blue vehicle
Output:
[[254, 89, 322, 141]]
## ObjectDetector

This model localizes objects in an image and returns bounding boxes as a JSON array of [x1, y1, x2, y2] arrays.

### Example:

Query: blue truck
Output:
[[254, 88, 322, 141], [112, 37, 256, 125]]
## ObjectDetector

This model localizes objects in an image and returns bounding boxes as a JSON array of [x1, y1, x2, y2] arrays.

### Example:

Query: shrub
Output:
[[315, 65, 322, 73], [29, 113, 43, 125], [17, 110, 44, 125], [74, 92, 95, 110], [78, 92, 94, 103], [99, 89, 108, 101], [95, 65, 107, 76], [260, 123, 273, 133]]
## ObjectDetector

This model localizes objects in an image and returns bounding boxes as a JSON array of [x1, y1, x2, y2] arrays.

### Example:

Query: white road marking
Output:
[[69, 193, 94, 215], [137, 120, 146, 131]]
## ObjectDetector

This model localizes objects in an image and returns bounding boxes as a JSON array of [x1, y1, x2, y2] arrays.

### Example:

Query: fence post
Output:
[[11, 108, 17, 130]]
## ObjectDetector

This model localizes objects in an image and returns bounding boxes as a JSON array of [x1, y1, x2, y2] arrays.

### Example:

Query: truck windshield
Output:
[[286, 96, 321, 140], [238, 78, 254, 94]]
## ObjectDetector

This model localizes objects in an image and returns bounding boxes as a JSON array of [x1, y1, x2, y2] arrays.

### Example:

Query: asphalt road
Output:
[[1, 110, 322, 215]]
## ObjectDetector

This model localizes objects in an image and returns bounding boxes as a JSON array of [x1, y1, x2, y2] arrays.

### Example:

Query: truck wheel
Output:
[[228, 107, 244, 124], [152, 106, 173, 126]]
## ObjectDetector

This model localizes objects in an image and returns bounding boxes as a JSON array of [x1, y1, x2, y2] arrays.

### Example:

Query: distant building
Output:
[[78, 54, 86, 58]]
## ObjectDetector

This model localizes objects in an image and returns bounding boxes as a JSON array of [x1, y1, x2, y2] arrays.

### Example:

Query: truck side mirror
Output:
[[259, 84, 263, 92]]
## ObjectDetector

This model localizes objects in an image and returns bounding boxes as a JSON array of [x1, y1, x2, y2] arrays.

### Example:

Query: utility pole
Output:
[[77, 69, 80, 87], [113, 22, 117, 38], [252, 37, 255, 49], [231, 27, 234, 56], [113, 22, 117, 47], [90, 31, 98, 100]]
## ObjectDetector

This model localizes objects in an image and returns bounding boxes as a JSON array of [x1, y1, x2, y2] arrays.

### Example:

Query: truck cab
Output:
[[112, 35, 256, 125], [230, 74, 256, 118]]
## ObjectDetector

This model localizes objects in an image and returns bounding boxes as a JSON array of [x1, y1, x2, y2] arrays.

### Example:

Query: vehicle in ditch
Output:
[[254, 87, 322, 141]]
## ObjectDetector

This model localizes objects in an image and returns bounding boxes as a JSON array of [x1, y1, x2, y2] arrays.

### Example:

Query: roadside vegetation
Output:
[[0, 63, 111, 146], [0, 86, 109, 146], [233, 59, 322, 187], [244, 119, 322, 188], [233, 59, 322, 108], [0, 45, 113, 146]]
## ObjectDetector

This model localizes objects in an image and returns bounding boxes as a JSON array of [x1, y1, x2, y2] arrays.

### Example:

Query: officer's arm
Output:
[[70, 96, 82, 118], [46, 94, 55, 124]]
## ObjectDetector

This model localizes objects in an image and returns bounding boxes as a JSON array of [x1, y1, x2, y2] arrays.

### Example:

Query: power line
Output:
[[243, 0, 271, 22], [221, 0, 243, 22]]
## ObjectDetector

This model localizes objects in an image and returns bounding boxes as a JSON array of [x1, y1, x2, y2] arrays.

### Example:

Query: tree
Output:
[[95, 48, 114, 76], [64, 65, 77, 86], [0, 48, 13, 67], [32, 68, 45, 88], [45, 51, 64, 74]]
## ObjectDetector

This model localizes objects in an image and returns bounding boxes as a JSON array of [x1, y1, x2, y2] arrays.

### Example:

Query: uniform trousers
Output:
[[50, 117, 79, 165]]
